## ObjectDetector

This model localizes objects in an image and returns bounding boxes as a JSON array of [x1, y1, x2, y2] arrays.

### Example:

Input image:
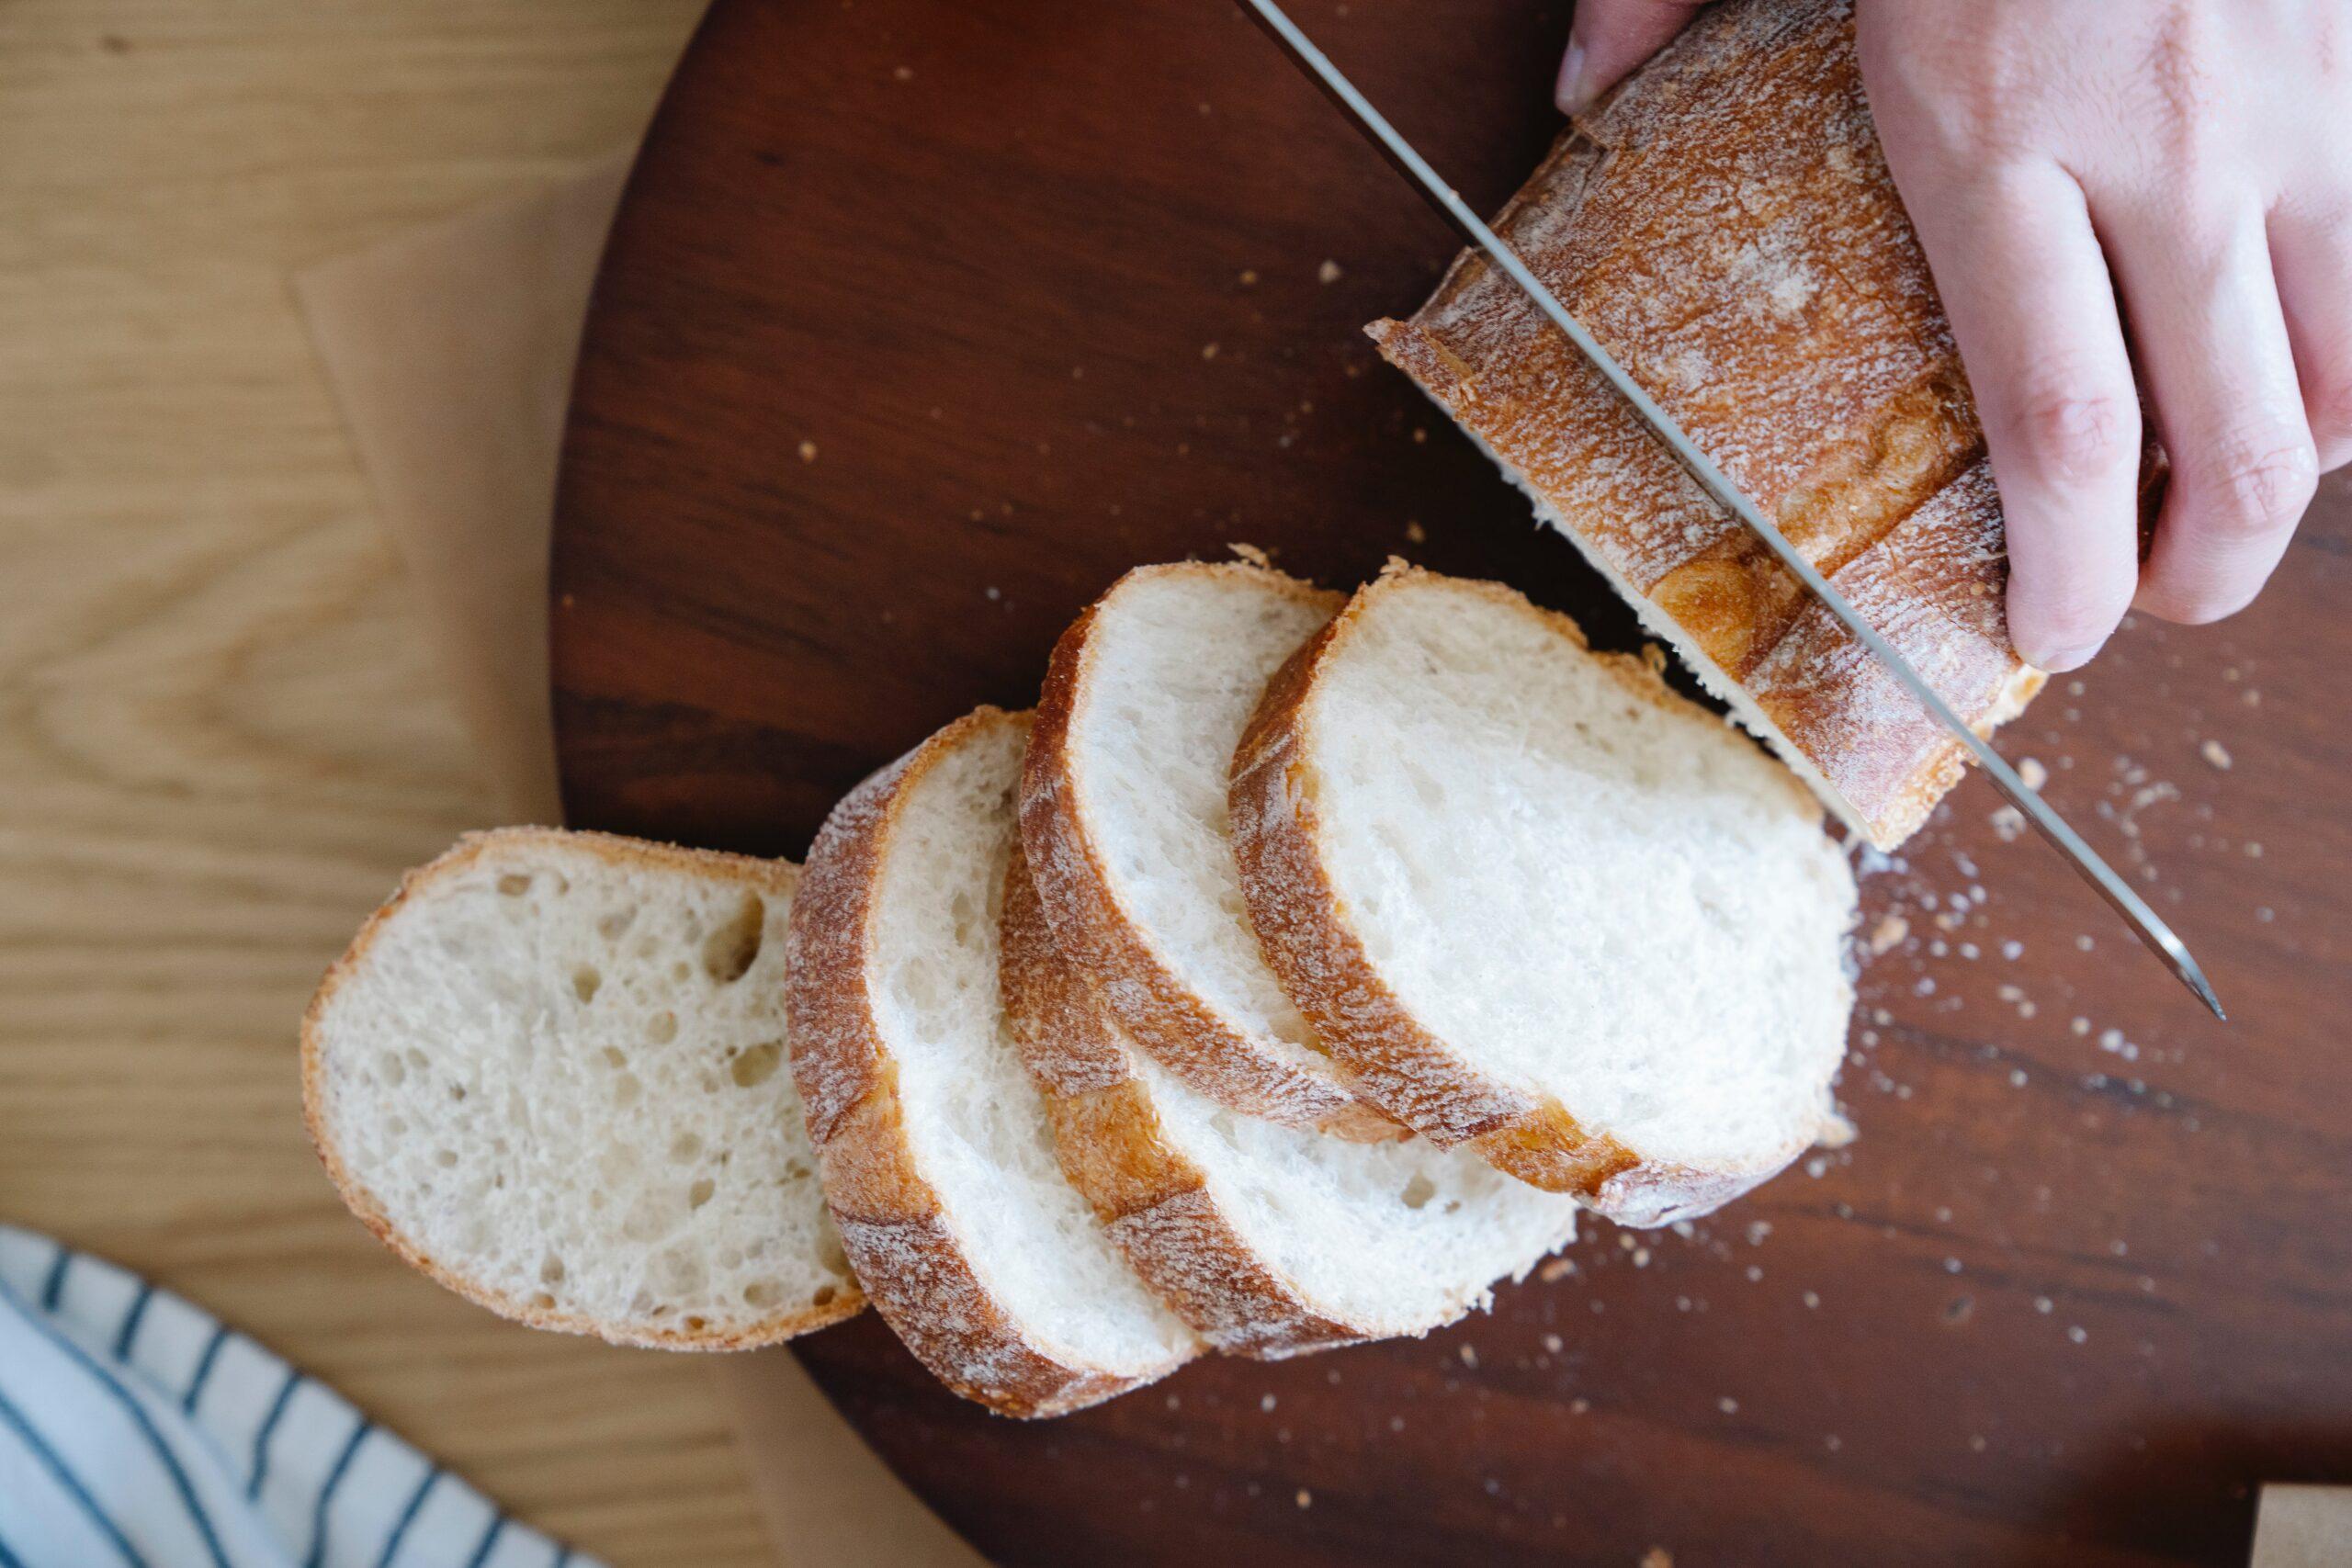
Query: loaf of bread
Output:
[[1369, 0, 2057, 849]]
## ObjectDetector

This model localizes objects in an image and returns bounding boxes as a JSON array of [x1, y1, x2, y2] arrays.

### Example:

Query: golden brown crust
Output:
[[1021, 560, 1401, 1142], [1363, 0, 2119, 850], [786, 708, 1195, 1416], [999, 839, 1374, 1359], [1227, 568, 1800, 1224], [300, 827, 865, 1352]]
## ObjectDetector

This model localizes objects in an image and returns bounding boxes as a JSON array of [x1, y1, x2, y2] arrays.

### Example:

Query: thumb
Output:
[[1558, 0, 1711, 114]]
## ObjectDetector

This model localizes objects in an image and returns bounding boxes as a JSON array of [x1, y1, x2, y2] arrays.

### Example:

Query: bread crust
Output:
[[1228, 568, 1822, 1225], [1000, 838, 1386, 1359], [300, 826, 865, 1351], [1363, 0, 2106, 851], [1022, 560, 1400, 1142], [786, 708, 1197, 1416]]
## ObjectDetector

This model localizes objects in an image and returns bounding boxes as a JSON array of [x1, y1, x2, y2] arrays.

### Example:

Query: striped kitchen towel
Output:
[[0, 1226, 605, 1568]]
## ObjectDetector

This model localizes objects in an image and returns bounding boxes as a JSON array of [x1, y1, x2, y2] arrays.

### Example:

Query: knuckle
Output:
[[2192, 437, 2319, 541], [2002, 386, 2139, 484]]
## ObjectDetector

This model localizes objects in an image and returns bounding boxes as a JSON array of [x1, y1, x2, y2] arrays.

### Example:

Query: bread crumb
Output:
[[1717, 1396, 1738, 1416], [1295, 1489, 1312, 1509], [2019, 758, 2048, 789], [1542, 1333, 1563, 1353], [2200, 739, 2232, 771], [2067, 1325, 2088, 1344], [1866, 914, 1908, 954], [1989, 806, 2026, 841], [2034, 1296, 2053, 1314], [2071, 1016, 2091, 1036], [1642, 1550, 1675, 1568], [1403, 520, 1427, 544], [892, 64, 913, 81], [1238, 268, 1259, 286], [1201, 342, 1220, 360], [1802, 1290, 1820, 1309], [1317, 259, 1344, 284], [797, 440, 818, 463], [1459, 1344, 1478, 1369], [1260, 1393, 1277, 1413], [1538, 1258, 1576, 1282], [1227, 541, 1273, 569]]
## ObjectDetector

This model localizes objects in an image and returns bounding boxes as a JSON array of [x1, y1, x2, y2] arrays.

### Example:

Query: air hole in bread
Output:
[[743, 1280, 783, 1309], [812, 1284, 839, 1308], [531, 1292, 557, 1310], [378, 1052, 405, 1087], [613, 1074, 643, 1109], [571, 965, 602, 1003], [646, 1010, 678, 1045], [684, 1315, 707, 1332], [539, 1255, 566, 1284], [447, 1083, 466, 1101], [729, 1042, 784, 1089], [700, 892, 765, 984], [404, 1047, 428, 1073], [596, 906, 637, 942], [688, 1178, 716, 1209], [435, 1148, 458, 1168], [497, 874, 531, 897], [1399, 1172, 1437, 1210], [670, 1132, 703, 1162], [599, 1045, 628, 1069]]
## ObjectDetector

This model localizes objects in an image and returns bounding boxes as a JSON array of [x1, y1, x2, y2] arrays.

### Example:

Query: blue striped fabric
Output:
[[0, 1227, 605, 1568]]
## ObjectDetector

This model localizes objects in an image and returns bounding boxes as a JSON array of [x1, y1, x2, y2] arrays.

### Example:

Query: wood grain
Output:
[[0, 4, 789, 1564], [553, 1, 2352, 1564]]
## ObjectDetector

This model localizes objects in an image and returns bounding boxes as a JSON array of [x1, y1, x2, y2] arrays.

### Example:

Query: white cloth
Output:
[[0, 1226, 603, 1568]]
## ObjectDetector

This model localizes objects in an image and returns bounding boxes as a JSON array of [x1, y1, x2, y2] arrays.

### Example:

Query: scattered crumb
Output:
[[892, 64, 913, 81], [1570, 1398, 1590, 1415], [1459, 1344, 1479, 1370], [1411, 425, 1428, 444], [1717, 1396, 1739, 1416], [1542, 1333, 1563, 1353], [2009, 1068, 2029, 1088], [1990, 805, 2026, 841], [2071, 1017, 2092, 1036], [2067, 1325, 2089, 1344], [1642, 1550, 1675, 1568], [2075, 935, 2096, 953], [1317, 258, 1345, 284], [1238, 268, 1259, 286], [2019, 758, 2048, 789], [1867, 914, 1909, 954], [1260, 1393, 1277, 1413], [1295, 1489, 1312, 1510], [2034, 1296, 2053, 1314], [1538, 1258, 1576, 1282], [797, 440, 818, 463], [1632, 1247, 1652, 1268], [1201, 342, 1220, 360], [1802, 1291, 1820, 1309], [2200, 739, 2233, 771], [1404, 520, 1427, 544]]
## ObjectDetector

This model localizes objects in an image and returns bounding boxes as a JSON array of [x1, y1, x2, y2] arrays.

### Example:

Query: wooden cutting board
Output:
[[549, 4, 2352, 1562]]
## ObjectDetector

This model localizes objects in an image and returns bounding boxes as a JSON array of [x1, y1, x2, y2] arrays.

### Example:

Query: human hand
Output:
[[1560, 1, 2352, 671]]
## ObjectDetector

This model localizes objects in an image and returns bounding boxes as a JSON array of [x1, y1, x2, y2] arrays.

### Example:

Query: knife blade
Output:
[[1238, 0, 2224, 1020]]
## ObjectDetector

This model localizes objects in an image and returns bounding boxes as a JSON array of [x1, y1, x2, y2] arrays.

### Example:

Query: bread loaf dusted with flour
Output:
[[1366, 0, 2133, 850]]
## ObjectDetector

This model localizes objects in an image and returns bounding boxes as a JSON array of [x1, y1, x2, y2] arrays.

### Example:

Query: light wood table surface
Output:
[[0, 4, 786, 1563]]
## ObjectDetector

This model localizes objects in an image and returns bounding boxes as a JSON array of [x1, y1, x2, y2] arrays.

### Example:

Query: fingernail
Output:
[[1555, 39, 1591, 115], [2025, 644, 2095, 674]]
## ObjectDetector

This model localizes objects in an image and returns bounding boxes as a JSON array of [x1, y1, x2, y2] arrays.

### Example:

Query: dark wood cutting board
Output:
[[550, 4, 2352, 1562]]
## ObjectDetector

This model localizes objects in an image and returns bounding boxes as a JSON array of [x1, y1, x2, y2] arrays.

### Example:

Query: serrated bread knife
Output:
[[1238, 0, 2223, 1020]]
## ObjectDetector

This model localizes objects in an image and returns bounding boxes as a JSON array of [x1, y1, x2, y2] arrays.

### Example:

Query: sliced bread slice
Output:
[[1231, 567, 1858, 1225], [786, 707, 1200, 1417], [1001, 840, 1579, 1357], [1023, 561, 1396, 1141], [301, 828, 862, 1350]]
